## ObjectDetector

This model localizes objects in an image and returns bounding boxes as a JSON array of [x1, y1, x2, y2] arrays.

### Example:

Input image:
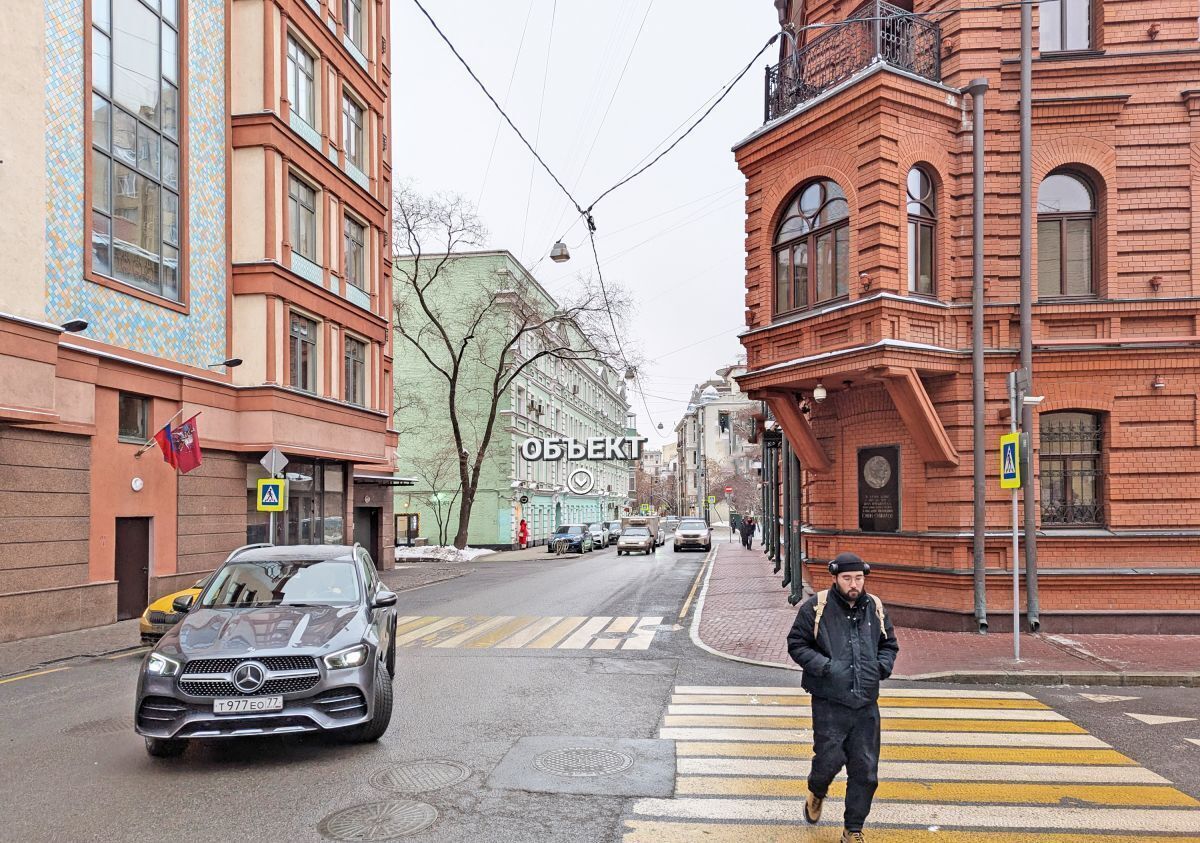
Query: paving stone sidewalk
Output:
[[696, 539, 1200, 686]]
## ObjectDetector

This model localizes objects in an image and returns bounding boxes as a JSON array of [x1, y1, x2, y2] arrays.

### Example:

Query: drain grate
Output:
[[63, 718, 132, 737], [368, 760, 471, 794], [533, 747, 634, 778], [318, 799, 438, 841]]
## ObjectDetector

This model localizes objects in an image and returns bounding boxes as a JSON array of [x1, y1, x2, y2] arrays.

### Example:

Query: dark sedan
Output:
[[134, 544, 397, 758], [548, 524, 594, 554]]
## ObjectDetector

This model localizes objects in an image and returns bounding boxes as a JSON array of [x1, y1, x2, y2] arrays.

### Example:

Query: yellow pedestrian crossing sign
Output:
[[999, 432, 1021, 489], [257, 478, 287, 511]]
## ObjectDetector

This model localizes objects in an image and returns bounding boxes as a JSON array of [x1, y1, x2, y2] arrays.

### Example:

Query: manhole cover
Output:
[[63, 717, 132, 737], [369, 760, 471, 793], [593, 632, 628, 640], [533, 747, 635, 778], [318, 800, 438, 841]]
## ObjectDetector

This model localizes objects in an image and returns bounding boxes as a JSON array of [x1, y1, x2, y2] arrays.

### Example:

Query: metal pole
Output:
[[1008, 372, 1020, 661], [967, 77, 990, 634], [781, 436, 792, 587], [1019, 0, 1040, 632]]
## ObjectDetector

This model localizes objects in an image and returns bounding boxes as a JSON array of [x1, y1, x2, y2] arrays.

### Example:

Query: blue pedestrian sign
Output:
[[257, 478, 287, 511], [999, 432, 1021, 490]]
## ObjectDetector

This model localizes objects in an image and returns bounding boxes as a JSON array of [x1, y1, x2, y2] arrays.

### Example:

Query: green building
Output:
[[393, 251, 634, 549]]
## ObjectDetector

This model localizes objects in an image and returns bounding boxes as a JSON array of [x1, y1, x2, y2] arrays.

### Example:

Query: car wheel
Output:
[[345, 660, 393, 743], [144, 737, 187, 758]]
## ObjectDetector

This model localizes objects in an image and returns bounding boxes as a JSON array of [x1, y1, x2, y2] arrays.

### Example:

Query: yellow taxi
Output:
[[139, 576, 210, 644]]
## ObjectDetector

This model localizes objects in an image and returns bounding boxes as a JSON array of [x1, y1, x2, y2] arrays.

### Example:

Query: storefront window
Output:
[[245, 459, 348, 545]]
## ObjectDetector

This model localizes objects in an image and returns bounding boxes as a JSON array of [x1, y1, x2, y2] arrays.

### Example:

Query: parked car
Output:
[[605, 521, 623, 545], [616, 526, 654, 555], [655, 525, 666, 547], [550, 524, 594, 554], [673, 518, 712, 552], [139, 575, 211, 644], [587, 523, 610, 547], [134, 544, 397, 758]]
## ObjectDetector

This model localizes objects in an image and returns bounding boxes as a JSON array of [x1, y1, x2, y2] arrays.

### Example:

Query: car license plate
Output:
[[213, 696, 283, 714]]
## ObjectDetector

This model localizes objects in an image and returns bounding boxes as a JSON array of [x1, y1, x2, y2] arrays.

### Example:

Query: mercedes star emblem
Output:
[[232, 660, 267, 694]]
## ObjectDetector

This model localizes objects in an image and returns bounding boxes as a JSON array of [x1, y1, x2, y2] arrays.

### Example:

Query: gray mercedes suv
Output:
[[134, 544, 397, 757]]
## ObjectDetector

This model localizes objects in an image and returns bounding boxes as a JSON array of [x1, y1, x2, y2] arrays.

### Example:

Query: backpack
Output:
[[812, 589, 887, 641]]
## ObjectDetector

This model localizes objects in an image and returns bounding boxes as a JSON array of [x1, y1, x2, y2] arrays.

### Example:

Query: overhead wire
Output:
[[520, 0, 559, 262], [476, 0, 537, 207]]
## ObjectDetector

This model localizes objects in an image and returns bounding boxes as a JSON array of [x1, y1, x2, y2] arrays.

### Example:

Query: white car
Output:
[[587, 523, 609, 547], [673, 519, 712, 552], [605, 521, 623, 545]]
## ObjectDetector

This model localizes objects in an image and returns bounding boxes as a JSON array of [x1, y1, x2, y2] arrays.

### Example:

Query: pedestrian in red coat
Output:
[[518, 519, 529, 549]]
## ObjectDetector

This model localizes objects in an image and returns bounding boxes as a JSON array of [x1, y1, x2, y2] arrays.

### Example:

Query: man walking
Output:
[[786, 552, 899, 842]]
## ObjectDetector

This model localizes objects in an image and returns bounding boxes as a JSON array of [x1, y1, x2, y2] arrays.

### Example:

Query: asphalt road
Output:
[[1, 540, 1198, 842]]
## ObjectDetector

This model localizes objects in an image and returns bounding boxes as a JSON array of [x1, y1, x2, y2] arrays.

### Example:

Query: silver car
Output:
[[134, 544, 397, 757], [617, 526, 654, 555], [673, 518, 712, 552]]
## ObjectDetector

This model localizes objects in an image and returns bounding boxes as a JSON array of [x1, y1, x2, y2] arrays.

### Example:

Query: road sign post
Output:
[[1005, 372, 1022, 661], [260, 449, 288, 544]]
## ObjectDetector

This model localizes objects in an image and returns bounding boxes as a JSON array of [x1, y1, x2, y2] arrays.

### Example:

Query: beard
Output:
[[836, 582, 864, 603]]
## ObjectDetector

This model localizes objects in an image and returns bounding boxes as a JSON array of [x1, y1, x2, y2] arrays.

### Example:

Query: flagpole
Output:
[[134, 408, 187, 458]]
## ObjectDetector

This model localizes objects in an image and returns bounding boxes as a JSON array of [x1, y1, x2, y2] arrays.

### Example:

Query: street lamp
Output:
[[60, 319, 89, 333], [550, 241, 571, 263], [207, 358, 243, 370], [812, 383, 827, 403]]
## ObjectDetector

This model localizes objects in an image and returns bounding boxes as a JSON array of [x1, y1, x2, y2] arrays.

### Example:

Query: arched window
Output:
[[1040, 411, 1104, 526], [906, 167, 936, 296], [773, 179, 850, 314], [1037, 172, 1095, 298]]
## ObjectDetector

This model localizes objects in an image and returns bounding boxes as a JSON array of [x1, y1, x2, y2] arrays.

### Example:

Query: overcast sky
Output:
[[392, 1, 777, 446]]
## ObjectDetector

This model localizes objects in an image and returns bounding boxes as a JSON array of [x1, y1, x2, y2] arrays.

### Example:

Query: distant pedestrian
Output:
[[787, 552, 899, 843], [518, 519, 529, 549]]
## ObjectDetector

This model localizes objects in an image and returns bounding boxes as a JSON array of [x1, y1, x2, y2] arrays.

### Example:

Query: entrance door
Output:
[[115, 517, 150, 621], [354, 507, 381, 568]]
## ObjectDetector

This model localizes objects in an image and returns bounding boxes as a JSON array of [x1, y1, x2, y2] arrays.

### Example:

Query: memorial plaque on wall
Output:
[[858, 446, 900, 533]]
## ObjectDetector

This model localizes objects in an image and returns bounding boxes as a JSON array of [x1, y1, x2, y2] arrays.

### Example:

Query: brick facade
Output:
[[741, 0, 1200, 631]]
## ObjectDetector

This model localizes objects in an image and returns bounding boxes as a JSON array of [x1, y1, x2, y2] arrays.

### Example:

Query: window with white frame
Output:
[[288, 175, 317, 261], [287, 36, 316, 127], [289, 313, 318, 393], [344, 215, 366, 291], [91, 0, 182, 300], [344, 336, 366, 406], [342, 92, 365, 170]]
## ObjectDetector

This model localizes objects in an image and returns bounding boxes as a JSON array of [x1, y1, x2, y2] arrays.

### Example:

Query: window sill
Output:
[[1037, 49, 1105, 61], [86, 270, 189, 314], [118, 435, 149, 445], [772, 295, 851, 322]]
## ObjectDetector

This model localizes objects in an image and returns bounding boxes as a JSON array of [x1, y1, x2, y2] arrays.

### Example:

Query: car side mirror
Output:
[[172, 594, 195, 613], [372, 590, 397, 608]]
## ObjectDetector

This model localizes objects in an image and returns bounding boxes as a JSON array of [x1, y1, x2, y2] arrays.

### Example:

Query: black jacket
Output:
[[787, 587, 899, 709]]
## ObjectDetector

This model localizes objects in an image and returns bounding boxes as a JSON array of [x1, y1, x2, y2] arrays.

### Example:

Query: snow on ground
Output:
[[394, 545, 495, 564]]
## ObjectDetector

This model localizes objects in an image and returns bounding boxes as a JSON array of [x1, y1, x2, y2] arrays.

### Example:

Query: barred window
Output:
[[1040, 411, 1104, 526]]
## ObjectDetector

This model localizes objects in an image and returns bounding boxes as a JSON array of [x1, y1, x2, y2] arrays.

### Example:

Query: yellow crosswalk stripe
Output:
[[672, 693, 1052, 709], [674, 740, 1139, 766], [465, 616, 540, 648], [623, 821, 1200, 843], [382, 615, 665, 650], [590, 617, 639, 650], [675, 776, 1198, 807], [625, 685, 1200, 841], [662, 714, 1086, 734], [494, 616, 562, 648], [392, 616, 461, 645], [433, 616, 514, 648], [527, 616, 589, 648]]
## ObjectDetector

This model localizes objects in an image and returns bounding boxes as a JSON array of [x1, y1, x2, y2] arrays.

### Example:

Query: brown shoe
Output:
[[841, 831, 866, 843], [803, 790, 823, 824]]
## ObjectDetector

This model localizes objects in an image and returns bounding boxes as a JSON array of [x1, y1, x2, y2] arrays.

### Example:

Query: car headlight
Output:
[[146, 653, 181, 677], [324, 643, 369, 670]]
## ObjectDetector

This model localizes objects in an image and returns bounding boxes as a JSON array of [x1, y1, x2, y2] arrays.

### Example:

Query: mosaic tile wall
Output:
[[44, 0, 227, 368]]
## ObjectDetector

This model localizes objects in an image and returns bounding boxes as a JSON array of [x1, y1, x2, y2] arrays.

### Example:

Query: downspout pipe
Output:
[[965, 77, 990, 634], [1019, 0, 1040, 631]]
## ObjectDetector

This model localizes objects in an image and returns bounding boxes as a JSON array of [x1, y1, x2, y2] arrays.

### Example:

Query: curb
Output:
[[688, 544, 1200, 688]]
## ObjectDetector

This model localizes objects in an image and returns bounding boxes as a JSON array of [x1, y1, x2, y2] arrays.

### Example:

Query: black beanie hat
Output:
[[828, 552, 869, 575]]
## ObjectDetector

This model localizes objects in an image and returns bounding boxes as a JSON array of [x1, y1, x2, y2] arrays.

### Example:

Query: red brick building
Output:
[[738, 0, 1200, 631]]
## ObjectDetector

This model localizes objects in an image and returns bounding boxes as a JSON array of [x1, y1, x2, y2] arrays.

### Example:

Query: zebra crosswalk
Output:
[[623, 685, 1200, 841], [391, 615, 664, 651]]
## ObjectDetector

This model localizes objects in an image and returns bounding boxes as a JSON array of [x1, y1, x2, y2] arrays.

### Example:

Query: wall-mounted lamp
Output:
[[1148, 22, 1161, 40], [207, 358, 243, 369], [859, 271, 872, 292], [1149, 275, 1163, 292], [550, 241, 571, 263], [812, 383, 827, 403], [60, 319, 89, 333], [1152, 375, 1166, 389]]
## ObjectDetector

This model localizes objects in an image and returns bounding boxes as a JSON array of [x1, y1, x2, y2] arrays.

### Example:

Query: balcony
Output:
[[764, 0, 941, 123]]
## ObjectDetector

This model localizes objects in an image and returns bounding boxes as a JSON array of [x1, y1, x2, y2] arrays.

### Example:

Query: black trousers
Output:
[[807, 696, 881, 832]]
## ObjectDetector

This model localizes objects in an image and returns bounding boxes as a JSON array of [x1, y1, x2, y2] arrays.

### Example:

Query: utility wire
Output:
[[410, 0, 585, 216], [477, 0, 536, 207], [521, 0, 558, 262]]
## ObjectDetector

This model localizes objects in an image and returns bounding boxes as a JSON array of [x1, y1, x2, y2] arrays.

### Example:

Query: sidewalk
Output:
[[694, 539, 1200, 686], [0, 562, 472, 681]]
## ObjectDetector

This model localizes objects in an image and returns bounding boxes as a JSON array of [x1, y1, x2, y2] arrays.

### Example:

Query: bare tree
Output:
[[409, 444, 463, 546], [706, 453, 761, 517], [392, 185, 631, 549]]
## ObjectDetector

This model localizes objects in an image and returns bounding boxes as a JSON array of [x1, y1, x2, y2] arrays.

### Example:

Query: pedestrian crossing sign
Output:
[[257, 478, 287, 511], [999, 432, 1021, 489]]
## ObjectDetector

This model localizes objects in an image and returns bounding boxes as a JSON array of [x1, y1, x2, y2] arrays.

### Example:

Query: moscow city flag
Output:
[[171, 415, 203, 474]]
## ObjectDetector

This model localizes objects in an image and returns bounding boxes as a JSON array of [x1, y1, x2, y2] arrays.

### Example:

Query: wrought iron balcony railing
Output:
[[764, 0, 942, 123]]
